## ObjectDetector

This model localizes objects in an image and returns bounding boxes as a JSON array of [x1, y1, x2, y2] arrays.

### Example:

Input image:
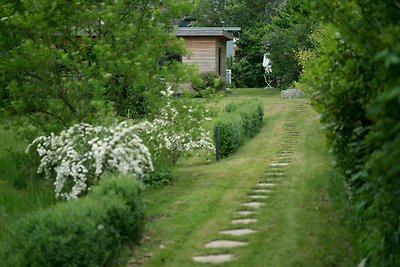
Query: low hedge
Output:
[[214, 99, 264, 157], [0, 174, 144, 267], [214, 112, 245, 157]]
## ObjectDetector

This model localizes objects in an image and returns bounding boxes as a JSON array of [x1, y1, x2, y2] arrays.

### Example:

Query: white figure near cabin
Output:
[[263, 52, 272, 87]]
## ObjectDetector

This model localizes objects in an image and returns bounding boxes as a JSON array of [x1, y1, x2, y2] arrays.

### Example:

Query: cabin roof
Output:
[[175, 27, 239, 41]]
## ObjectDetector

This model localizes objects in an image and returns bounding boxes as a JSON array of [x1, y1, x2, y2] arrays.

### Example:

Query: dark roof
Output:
[[175, 27, 239, 41]]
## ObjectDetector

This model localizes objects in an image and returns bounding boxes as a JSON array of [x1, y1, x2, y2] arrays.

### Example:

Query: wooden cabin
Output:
[[175, 27, 237, 78]]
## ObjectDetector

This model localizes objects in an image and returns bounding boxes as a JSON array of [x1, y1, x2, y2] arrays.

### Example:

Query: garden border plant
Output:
[[0, 173, 145, 267], [213, 99, 264, 157]]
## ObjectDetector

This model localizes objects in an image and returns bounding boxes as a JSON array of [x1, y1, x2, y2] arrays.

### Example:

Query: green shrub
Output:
[[143, 165, 173, 187], [235, 101, 264, 138], [225, 100, 264, 137], [298, 1, 400, 265], [0, 174, 144, 267], [192, 72, 226, 97], [90, 174, 145, 240], [214, 99, 264, 157], [214, 113, 244, 157]]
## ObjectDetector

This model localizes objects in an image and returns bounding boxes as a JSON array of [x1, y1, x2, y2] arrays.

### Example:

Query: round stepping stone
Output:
[[193, 254, 235, 263], [219, 229, 257, 236], [248, 195, 268, 199], [232, 218, 257, 224], [235, 210, 255, 216], [205, 240, 247, 248], [242, 202, 265, 208]]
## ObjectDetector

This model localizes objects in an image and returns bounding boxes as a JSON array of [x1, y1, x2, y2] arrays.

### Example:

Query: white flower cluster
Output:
[[281, 88, 305, 98], [147, 87, 214, 164], [27, 121, 153, 200]]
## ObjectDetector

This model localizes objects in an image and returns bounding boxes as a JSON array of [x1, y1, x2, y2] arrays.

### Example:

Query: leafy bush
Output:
[[225, 100, 264, 137], [297, 0, 400, 265], [214, 100, 264, 157], [0, 174, 144, 267], [142, 165, 173, 187], [214, 113, 244, 157], [90, 173, 145, 240], [192, 72, 226, 97]]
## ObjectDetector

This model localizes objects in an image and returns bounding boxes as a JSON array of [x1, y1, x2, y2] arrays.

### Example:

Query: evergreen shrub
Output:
[[192, 72, 226, 97], [298, 1, 400, 265], [225, 100, 264, 137], [214, 99, 264, 157], [0, 174, 144, 267]]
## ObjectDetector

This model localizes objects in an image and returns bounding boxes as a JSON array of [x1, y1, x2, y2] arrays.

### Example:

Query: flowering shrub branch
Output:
[[27, 121, 153, 200], [146, 87, 214, 165]]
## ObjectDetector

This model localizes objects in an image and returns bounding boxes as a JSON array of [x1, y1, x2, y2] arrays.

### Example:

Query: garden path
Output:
[[192, 104, 305, 264]]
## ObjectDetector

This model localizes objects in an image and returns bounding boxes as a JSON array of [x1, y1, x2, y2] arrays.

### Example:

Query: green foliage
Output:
[[214, 99, 263, 157], [0, 173, 144, 267], [142, 165, 174, 188], [298, 0, 400, 265], [232, 26, 268, 88], [263, 0, 314, 88], [191, 0, 282, 27], [214, 112, 244, 157], [225, 100, 264, 137], [90, 173, 145, 240], [192, 71, 226, 97], [0, 0, 195, 135]]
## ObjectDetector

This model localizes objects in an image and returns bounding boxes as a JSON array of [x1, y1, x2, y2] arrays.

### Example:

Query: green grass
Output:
[[0, 124, 55, 240], [128, 89, 359, 266]]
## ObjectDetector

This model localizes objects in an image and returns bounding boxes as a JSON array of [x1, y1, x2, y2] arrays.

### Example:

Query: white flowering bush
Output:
[[146, 87, 214, 165], [27, 121, 153, 200]]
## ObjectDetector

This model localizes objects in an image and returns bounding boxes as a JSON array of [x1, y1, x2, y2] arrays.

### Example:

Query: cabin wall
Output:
[[181, 36, 227, 78]]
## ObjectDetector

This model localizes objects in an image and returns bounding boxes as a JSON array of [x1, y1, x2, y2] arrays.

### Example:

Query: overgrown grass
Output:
[[127, 89, 359, 266], [0, 124, 55, 241]]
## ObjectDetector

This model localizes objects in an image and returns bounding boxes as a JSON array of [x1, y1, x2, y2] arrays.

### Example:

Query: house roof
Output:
[[175, 27, 239, 41]]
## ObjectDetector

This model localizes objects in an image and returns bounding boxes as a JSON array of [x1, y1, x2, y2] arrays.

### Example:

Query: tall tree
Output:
[[0, 0, 194, 134]]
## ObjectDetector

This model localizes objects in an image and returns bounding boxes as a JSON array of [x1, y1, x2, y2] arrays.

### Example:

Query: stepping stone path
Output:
[[192, 109, 305, 264]]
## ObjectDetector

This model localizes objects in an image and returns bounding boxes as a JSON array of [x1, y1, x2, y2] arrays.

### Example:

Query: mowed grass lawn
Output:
[[129, 88, 359, 267]]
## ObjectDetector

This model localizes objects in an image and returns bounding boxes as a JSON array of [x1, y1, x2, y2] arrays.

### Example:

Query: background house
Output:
[[175, 27, 240, 82]]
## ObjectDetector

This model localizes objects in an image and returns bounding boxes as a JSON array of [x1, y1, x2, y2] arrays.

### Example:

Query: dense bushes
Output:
[[192, 72, 226, 97], [263, 0, 314, 88], [214, 113, 244, 157], [298, 0, 400, 265], [0, 174, 144, 267], [214, 100, 264, 157]]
